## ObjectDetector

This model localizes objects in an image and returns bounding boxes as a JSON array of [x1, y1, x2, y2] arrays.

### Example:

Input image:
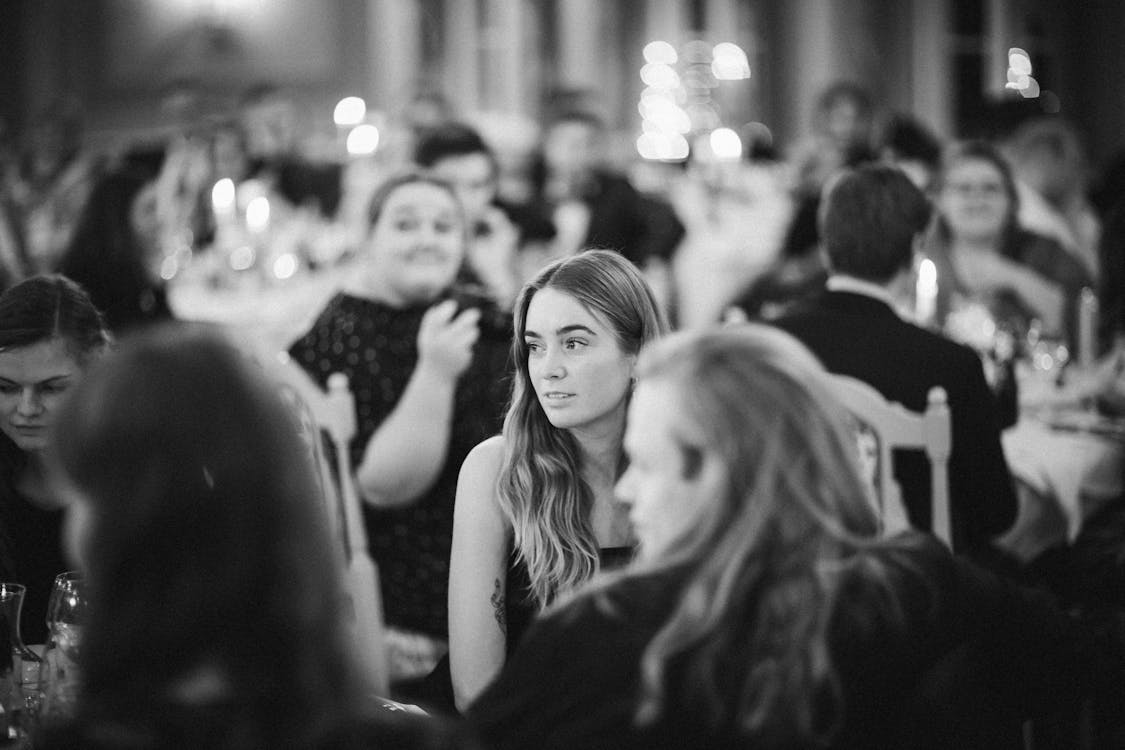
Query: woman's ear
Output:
[[693, 452, 729, 503], [682, 448, 728, 518]]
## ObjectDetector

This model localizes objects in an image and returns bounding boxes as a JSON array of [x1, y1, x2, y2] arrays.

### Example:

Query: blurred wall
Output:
[[2, 0, 1125, 172]]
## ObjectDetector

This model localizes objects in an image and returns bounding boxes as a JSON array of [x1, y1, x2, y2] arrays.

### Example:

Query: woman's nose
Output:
[[419, 222, 443, 244], [17, 389, 42, 417], [541, 349, 565, 379]]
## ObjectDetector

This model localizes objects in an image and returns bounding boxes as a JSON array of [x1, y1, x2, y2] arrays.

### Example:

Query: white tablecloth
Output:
[[167, 263, 355, 354], [1001, 417, 1124, 542]]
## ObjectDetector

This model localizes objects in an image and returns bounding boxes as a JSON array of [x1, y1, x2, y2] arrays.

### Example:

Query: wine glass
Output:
[[0, 582, 40, 741], [38, 571, 86, 721]]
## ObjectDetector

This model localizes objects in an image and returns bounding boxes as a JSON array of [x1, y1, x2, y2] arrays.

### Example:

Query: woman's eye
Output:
[[525, 341, 542, 353], [434, 220, 456, 234], [564, 338, 587, 350], [394, 219, 419, 232], [0, 385, 17, 396]]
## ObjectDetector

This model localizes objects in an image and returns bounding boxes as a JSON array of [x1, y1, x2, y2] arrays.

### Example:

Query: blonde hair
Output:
[[498, 250, 667, 607], [600, 325, 905, 744]]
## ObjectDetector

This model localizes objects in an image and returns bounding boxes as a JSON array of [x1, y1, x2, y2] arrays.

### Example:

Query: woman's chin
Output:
[[405, 275, 459, 305]]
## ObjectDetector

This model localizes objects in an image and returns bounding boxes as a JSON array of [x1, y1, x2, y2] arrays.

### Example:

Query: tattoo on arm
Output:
[[490, 577, 506, 636]]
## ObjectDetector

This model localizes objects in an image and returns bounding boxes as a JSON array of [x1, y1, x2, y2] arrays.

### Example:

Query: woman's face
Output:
[[938, 157, 1011, 243], [365, 182, 465, 306], [0, 338, 82, 453], [524, 287, 635, 433], [616, 378, 719, 559]]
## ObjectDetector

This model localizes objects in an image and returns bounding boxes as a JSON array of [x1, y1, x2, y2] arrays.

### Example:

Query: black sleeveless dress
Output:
[[0, 438, 67, 645], [503, 546, 634, 654], [401, 545, 635, 716]]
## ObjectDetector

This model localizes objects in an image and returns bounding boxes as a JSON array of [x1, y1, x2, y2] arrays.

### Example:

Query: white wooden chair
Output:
[[825, 374, 953, 549], [269, 353, 389, 697]]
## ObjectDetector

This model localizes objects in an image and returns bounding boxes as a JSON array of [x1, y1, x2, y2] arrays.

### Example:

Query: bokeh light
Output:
[[640, 62, 680, 89], [333, 96, 367, 127], [639, 96, 691, 134], [1008, 48, 1032, 76], [1020, 77, 1041, 98], [159, 254, 180, 281], [636, 132, 689, 161], [1005, 47, 1039, 98], [643, 40, 677, 65], [245, 196, 270, 232], [710, 127, 742, 160], [272, 252, 299, 280], [712, 42, 751, 80], [211, 178, 236, 214], [346, 124, 380, 156], [229, 245, 256, 271]]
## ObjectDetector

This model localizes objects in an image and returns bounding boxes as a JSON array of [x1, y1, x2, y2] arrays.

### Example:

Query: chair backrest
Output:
[[267, 352, 389, 696], [825, 374, 953, 548]]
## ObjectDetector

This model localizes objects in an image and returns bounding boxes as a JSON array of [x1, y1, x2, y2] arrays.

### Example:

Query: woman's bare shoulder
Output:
[[465, 435, 505, 467]]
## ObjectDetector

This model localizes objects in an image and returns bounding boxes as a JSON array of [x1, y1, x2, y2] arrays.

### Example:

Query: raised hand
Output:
[[416, 299, 481, 382]]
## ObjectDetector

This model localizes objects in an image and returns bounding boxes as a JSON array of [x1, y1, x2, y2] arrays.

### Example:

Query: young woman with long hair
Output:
[[468, 325, 1125, 749], [447, 249, 667, 710]]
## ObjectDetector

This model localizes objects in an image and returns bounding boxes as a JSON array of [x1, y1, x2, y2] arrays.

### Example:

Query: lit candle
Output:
[[915, 257, 938, 326]]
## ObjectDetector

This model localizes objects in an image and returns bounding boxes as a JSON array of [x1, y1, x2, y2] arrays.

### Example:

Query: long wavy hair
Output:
[[49, 324, 365, 746], [498, 249, 667, 608], [601, 325, 909, 745]]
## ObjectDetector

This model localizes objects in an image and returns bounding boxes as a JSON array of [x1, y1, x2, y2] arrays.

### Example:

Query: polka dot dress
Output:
[[289, 292, 512, 637]]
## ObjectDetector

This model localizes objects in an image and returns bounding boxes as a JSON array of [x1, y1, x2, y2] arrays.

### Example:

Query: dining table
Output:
[[166, 252, 360, 356], [995, 358, 1125, 563]]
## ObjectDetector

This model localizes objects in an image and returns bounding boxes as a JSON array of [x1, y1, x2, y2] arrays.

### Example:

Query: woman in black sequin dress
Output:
[[288, 172, 512, 688]]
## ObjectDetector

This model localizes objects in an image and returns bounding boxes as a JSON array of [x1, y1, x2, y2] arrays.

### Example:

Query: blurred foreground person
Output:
[[0, 275, 109, 645], [38, 324, 474, 749], [468, 325, 1125, 750]]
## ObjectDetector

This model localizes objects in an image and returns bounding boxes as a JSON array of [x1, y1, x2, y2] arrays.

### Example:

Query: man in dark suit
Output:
[[771, 164, 1017, 560]]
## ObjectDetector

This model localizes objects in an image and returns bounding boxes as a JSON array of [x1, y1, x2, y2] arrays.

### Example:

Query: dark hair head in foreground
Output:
[[49, 322, 364, 746]]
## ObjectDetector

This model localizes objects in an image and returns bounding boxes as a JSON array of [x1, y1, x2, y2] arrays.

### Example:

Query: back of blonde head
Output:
[[622, 325, 886, 744]]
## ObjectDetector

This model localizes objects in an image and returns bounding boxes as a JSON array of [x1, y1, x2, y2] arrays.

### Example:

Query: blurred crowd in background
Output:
[[0, 76, 1122, 363]]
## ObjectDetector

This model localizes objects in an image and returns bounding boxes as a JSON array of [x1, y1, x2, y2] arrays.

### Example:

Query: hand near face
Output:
[[416, 299, 481, 382]]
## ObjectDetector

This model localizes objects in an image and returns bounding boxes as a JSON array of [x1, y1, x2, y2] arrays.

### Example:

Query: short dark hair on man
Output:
[[413, 121, 496, 172], [819, 164, 931, 283]]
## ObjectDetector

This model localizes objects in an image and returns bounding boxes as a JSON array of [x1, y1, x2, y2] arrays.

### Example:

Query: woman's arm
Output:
[[356, 300, 480, 506], [958, 250, 1067, 333], [449, 436, 511, 712]]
